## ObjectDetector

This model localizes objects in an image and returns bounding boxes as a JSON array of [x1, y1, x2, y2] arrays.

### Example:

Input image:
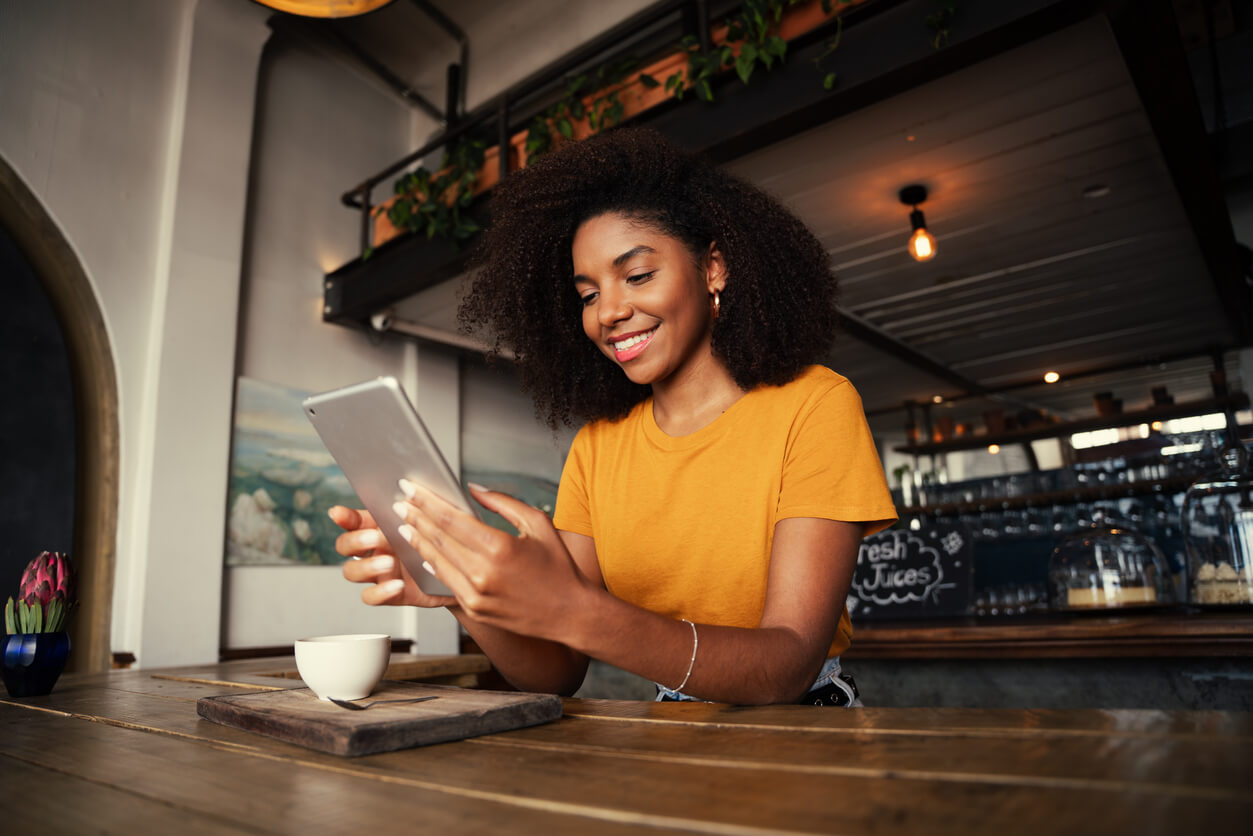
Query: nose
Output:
[[596, 286, 633, 328]]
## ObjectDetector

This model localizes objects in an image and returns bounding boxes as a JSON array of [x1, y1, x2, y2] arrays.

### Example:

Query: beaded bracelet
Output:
[[671, 618, 699, 693]]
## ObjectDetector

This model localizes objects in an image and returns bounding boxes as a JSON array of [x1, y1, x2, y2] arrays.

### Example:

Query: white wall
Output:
[[0, 0, 272, 667], [461, 360, 575, 485], [226, 29, 464, 654]]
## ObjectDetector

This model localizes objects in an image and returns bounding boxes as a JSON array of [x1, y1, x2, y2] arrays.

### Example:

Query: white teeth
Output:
[[613, 329, 654, 351]]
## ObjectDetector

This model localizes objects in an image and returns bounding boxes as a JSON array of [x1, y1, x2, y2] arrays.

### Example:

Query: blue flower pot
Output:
[[2, 632, 71, 698]]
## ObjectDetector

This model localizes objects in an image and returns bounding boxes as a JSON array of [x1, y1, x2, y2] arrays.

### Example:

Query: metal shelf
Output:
[[894, 393, 1248, 456]]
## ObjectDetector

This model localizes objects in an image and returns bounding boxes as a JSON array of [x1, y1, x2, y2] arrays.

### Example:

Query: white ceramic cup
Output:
[[293, 634, 391, 701]]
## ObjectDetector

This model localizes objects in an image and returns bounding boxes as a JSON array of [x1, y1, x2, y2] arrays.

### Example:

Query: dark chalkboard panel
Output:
[[0, 223, 76, 595], [849, 525, 974, 619]]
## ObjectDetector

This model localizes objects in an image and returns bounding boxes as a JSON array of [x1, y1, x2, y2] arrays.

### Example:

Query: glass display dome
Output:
[[1048, 511, 1175, 611], [1183, 444, 1253, 607]]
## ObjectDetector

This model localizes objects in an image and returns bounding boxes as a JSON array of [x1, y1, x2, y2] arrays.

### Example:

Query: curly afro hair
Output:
[[459, 127, 838, 429]]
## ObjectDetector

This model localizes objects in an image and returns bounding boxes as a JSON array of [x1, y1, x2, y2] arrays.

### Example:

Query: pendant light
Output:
[[251, 0, 395, 18], [899, 184, 937, 262]]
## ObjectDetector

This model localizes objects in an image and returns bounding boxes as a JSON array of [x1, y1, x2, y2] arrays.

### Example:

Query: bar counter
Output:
[[845, 610, 1253, 659], [2, 656, 1251, 833]]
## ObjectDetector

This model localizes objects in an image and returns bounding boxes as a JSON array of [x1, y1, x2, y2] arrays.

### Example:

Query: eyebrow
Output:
[[573, 245, 658, 284]]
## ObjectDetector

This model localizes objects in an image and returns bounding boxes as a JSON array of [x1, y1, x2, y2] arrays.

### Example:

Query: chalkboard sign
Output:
[[848, 525, 973, 619]]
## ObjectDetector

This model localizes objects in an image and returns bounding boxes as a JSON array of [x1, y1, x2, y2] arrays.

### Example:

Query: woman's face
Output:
[[572, 212, 725, 388]]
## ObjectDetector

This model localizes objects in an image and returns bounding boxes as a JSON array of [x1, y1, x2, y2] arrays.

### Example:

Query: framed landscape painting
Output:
[[225, 377, 361, 566]]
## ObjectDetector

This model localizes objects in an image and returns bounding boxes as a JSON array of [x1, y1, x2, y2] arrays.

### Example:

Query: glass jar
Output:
[[1048, 513, 1175, 611], [1183, 444, 1253, 607]]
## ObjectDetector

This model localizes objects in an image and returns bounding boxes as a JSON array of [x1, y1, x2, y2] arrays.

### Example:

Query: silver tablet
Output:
[[303, 376, 474, 596]]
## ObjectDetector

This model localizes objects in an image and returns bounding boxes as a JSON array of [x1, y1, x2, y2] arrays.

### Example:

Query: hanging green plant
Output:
[[524, 56, 641, 160], [927, 0, 958, 49], [814, 0, 856, 90], [386, 137, 486, 246], [649, 0, 806, 103]]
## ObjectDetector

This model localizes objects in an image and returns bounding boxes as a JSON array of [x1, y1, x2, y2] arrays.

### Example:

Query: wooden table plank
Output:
[[562, 698, 1253, 740], [486, 713, 1253, 796], [0, 706, 679, 836], [0, 754, 267, 834]]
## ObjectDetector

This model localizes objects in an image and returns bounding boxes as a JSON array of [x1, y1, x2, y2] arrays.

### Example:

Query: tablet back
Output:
[[303, 377, 471, 596]]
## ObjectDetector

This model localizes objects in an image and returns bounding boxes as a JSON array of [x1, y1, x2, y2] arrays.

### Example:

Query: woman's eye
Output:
[[626, 271, 656, 284], [579, 291, 599, 306]]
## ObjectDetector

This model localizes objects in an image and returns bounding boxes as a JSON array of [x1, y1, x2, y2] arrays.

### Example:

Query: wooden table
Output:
[[3, 657, 1251, 834]]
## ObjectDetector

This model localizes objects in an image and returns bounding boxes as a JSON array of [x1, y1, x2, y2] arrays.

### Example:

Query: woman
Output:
[[332, 128, 896, 705]]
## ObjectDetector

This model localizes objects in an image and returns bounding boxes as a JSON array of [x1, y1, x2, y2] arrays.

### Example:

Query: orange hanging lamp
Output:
[[251, 0, 396, 18], [899, 184, 937, 262]]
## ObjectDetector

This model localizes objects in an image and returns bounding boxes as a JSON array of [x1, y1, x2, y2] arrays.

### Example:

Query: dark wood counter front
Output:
[[845, 611, 1253, 659]]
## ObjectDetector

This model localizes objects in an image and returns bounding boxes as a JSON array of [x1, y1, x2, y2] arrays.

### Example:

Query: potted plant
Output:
[[3, 550, 76, 697]]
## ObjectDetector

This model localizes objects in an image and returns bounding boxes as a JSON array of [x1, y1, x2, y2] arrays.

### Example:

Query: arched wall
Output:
[[0, 156, 117, 673]]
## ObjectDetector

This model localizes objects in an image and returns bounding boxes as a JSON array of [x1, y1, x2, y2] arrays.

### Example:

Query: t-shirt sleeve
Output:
[[553, 423, 595, 537], [777, 378, 898, 536]]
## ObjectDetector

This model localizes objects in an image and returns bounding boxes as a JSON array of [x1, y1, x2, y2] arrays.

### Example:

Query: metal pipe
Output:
[[382, 315, 516, 361], [326, 27, 445, 122], [445, 63, 461, 125], [497, 98, 510, 182], [410, 0, 468, 119]]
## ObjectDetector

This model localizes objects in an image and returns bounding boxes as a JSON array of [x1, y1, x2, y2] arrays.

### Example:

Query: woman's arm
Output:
[[564, 516, 862, 704], [334, 504, 602, 696], [444, 530, 601, 696], [399, 482, 863, 705]]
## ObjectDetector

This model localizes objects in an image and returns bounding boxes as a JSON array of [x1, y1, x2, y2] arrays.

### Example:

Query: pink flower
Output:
[[19, 551, 75, 608]]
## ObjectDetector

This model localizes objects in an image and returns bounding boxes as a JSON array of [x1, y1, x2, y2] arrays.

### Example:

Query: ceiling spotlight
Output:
[[987, 444, 1000, 455], [252, 0, 395, 18], [932, 395, 943, 404], [899, 185, 937, 262], [1043, 371, 1061, 383]]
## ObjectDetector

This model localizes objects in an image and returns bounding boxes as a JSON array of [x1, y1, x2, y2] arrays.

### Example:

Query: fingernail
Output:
[[379, 579, 405, 596], [392, 501, 408, 519], [398, 478, 416, 498], [372, 555, 395, 571], [421, 561, 436, 576], [398, 523, 417, 541], [467, 482, 488, 492]]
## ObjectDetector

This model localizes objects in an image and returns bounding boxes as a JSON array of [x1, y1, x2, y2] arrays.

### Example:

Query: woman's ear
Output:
[[704, 242, 727, 294]]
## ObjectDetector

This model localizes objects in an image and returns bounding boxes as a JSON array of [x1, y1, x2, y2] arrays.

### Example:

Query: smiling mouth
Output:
[[610, 327, 657, 361]]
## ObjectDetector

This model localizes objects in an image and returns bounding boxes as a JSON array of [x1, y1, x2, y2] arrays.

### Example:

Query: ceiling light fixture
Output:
[[251, 0, 395, 18], [899, 185, 937, 262], [987, 444, 1000, 455], [1043, 371, 1061, 383]]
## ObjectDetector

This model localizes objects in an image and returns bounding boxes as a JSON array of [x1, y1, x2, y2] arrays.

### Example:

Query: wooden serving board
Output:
[[196, 681, 563, 757]]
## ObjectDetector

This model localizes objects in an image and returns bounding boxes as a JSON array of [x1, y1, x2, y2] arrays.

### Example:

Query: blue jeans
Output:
[[655, 656, 863, 706]]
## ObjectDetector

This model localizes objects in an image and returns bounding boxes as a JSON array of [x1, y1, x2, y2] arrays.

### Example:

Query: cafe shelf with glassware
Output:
[[871, 390, 1253, 639]]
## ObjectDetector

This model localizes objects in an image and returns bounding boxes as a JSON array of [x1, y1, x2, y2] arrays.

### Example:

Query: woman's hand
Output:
[[328, 506, 455, 608], [392, 481, 593, 642]]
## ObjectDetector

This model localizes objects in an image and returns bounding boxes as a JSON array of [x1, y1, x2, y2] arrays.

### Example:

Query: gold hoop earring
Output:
[[712, 290, 721, 321]]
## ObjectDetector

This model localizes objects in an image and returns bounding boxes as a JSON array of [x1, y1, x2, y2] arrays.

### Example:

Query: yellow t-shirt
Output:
[[553, 365, 897, 659]]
